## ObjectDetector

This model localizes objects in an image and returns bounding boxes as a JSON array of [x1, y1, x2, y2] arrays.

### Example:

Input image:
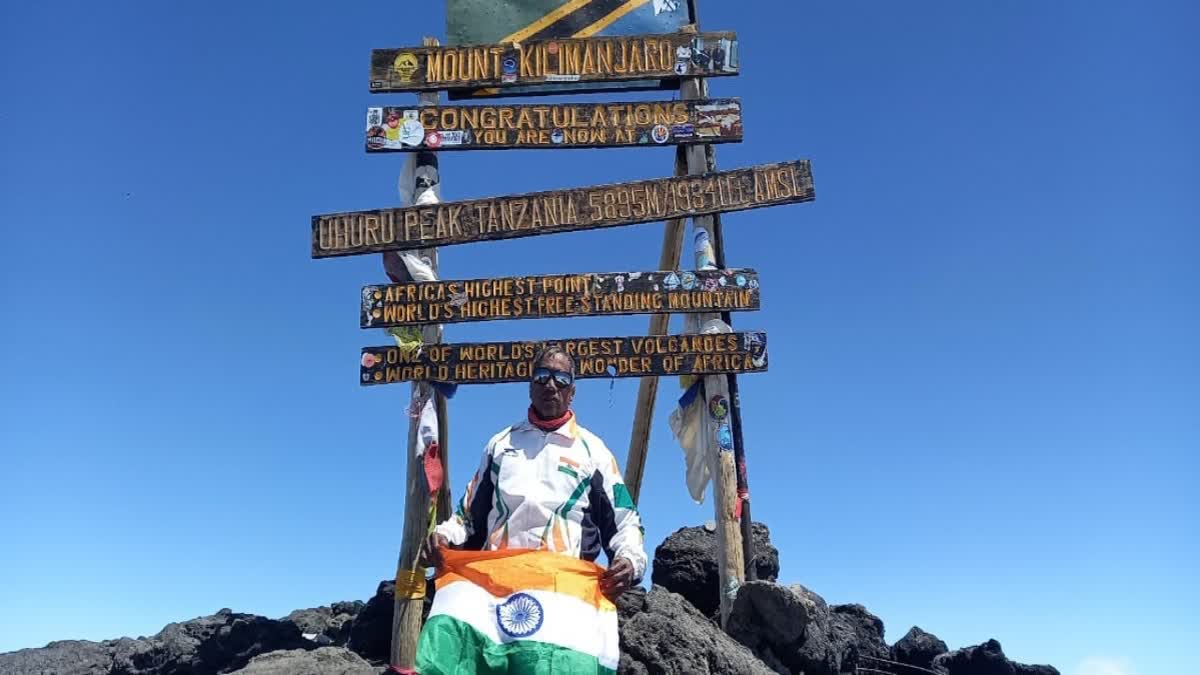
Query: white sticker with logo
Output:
[[439, 130, 468, 146]]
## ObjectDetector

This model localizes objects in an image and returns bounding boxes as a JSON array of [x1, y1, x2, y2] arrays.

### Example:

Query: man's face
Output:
[[529, 352, 575, 419], [387, 115, 400, 128]]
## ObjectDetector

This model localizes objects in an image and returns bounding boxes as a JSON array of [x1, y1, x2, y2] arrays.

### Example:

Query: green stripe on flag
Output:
[[557, 465, 579, 480], [417, 614, 616, 674]]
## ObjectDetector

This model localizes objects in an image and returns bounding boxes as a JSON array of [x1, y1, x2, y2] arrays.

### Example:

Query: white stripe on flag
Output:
[[429, 580, 620, 670]]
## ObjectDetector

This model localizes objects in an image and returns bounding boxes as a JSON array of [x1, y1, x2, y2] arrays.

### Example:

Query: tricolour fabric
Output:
[[415, 548, 618, 674]]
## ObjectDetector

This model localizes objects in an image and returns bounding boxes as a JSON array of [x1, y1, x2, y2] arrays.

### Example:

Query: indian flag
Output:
[[416, 548, 618, 674]]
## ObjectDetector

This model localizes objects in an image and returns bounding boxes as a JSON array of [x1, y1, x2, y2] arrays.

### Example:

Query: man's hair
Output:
[[532, 344, 576, 377]]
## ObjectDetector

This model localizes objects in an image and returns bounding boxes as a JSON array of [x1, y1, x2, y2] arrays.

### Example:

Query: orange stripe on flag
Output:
[[559, 456, 581, 468], [435, 548, 616, 612]]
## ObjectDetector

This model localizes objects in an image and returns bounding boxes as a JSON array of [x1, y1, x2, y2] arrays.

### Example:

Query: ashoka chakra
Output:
[[496, 592, 544, 638]]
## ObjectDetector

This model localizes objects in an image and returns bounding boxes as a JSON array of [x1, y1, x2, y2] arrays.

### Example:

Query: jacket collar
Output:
[[515, 414, 579, 441]]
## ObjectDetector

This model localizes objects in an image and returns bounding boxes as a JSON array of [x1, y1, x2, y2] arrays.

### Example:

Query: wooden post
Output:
[[693, 0, 756, 584], [707, 167, 757, 581], [389, 36, 444, 671], [624, 146, 687, 503], [679, 56, 745, 627]]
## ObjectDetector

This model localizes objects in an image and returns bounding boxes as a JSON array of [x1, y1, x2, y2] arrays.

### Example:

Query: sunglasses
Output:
[[532, 367, 574, 388]]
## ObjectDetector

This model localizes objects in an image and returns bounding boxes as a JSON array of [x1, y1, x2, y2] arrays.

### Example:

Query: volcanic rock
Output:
[[932, 639, 1060, 675], [284, 601, 363, 646], [893, 626, 948, 670], [106, 608, 312, 675], [345, 579, 434, 664], [0, 640, 113, 675], [617, 585, 775, 674], [829, 603, 890, 669], [227, 646, 378, 675], [651, 522, 780, 618], [726, 582, 891, 675]]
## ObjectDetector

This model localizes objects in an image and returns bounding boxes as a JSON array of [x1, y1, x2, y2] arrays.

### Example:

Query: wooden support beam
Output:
[[389, 36, 444, 672], [680, 73, 745, 627], [624, 146, 688, 503], [705, 143, 758, 581]]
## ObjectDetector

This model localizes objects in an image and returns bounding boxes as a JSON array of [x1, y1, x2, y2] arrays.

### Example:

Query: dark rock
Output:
[[345, 579, 434, 664], [617, 652, 649, 675], [346, 581, 394, 664], [830, 603, 890, 670], [932, 640, 1060, 675], [727, 583, 890, 675], [105, 608, 313, 675], [1014, 665, 1060, 675], [618, 585, 776, 675], [932, 639, 1015, 675], [0, 612, 311, 675], [284, 603, 362, 647], [331, 601, 365, 617], [894, 626, 948, 670], [0, 640, 114, 675], [651, 522, 780, 618], [227, 647, 379, 675], [727, 581, 814, 651], [728, 582, 838, 675]]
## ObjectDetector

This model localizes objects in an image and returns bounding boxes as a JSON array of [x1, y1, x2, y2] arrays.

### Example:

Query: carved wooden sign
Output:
[[359, 331, 768, 386], [369, 31, 738, 94], [361, 268, 760, 328], [312, 160, 813, 258], [366, 98, 742, 152]]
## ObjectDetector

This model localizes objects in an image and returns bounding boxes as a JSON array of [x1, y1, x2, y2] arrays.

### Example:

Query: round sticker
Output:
[[393, 53, 419, 82], [424, 131, 442, 148], [709, 395, 729, 421], [399, 119, 425, 147], [550, 129, 565, 144], [717, 423, 734, 451], [674, 62, 688, 76], [651, 124, 670, 144]]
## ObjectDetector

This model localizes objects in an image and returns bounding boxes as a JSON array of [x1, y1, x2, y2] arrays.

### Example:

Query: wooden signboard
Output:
[[370, 31, 738, 94], [359, 331, 769, 386], [366, 98, 742, 152], [361, 268, 761, 328], [312, 159, 813, 258]]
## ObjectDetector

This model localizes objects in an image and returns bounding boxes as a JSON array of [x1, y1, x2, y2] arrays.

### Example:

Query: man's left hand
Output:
[[600, 557, 636, 597]]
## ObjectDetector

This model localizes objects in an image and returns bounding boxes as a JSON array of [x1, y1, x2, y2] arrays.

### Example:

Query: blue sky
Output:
[[1, 2, 1195, 674]]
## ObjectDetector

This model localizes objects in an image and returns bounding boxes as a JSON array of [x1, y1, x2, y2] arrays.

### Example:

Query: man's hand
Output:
[[599, 557, 636, 597], [422, 533, 449, 569]]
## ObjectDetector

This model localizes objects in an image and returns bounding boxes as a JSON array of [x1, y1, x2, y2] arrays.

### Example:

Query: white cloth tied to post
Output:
[[668, 317, 734, 502], [384, 154, 442, 284], [417, 391, 438, 459], [395, 153, 444, 459]]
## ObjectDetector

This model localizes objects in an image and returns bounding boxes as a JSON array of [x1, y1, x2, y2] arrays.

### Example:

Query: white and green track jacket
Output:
[[435, 414, 648, 580]]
